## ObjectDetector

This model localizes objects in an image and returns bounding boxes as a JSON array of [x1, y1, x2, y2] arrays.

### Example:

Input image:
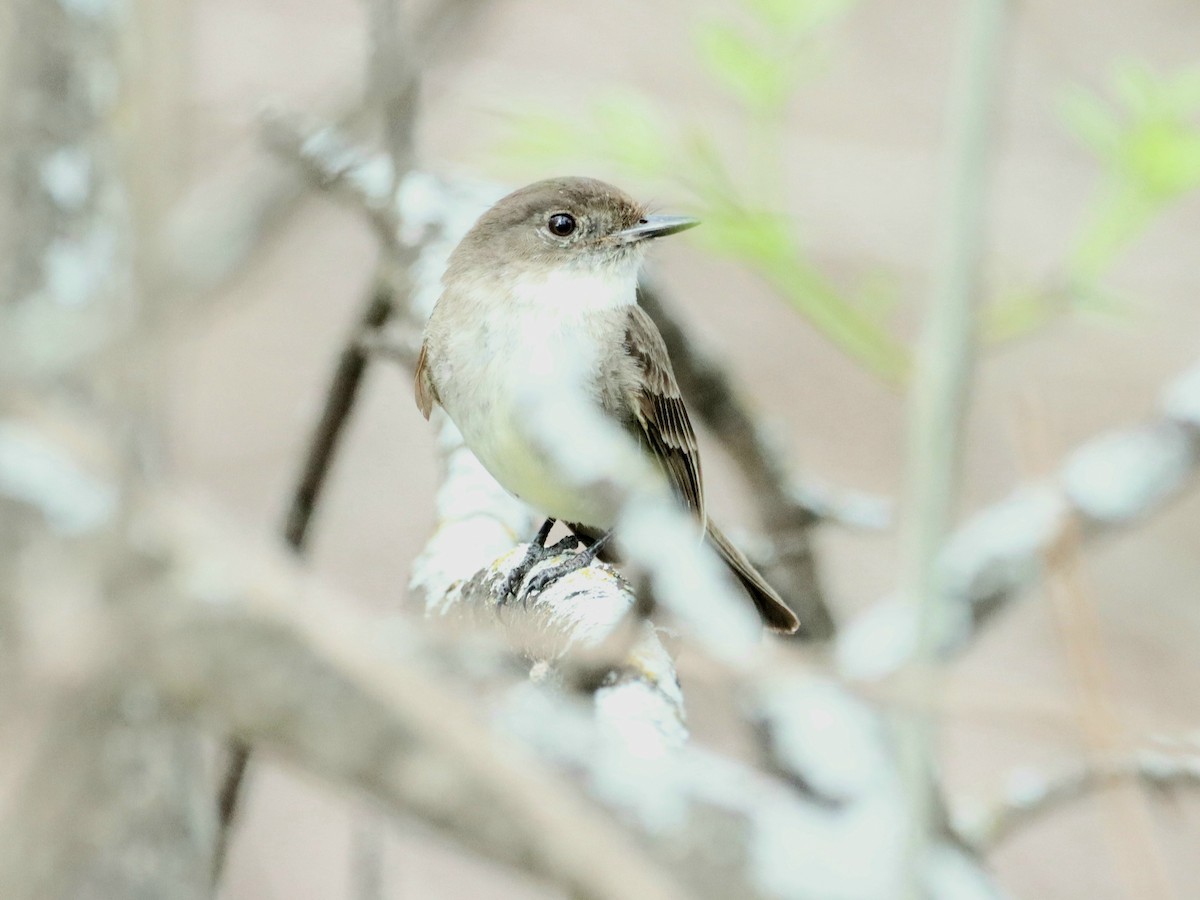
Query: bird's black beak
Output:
[[610, 214, 700, 244]]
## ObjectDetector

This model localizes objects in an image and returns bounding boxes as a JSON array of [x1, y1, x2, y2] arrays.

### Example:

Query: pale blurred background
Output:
[[145, 0, 1200, 896]]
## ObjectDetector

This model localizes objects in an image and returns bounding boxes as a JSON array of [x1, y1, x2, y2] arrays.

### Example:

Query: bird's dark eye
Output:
[[547, 213, 576, 237]]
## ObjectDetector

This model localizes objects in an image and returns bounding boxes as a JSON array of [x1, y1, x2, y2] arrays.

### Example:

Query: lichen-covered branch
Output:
[[402, 407, 998, 898], [956, 748, 1200, 851], [125, 498, 694, 900], [0, 2, 213, 897], [839, 360, 1200, 680]]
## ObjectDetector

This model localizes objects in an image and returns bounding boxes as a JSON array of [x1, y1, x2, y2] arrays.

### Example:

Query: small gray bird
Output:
[[415, 176, 799, 633]]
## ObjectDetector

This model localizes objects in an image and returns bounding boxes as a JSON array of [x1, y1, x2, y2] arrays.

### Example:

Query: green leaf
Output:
[[1162, 67, 1200, 116], [854, 269, 902, 322], [495, 112, 585, 170], [1059, 87, 1121, 160], [693, 22, 790, 112], [1113, 60, 1159, 117], [592, 92, 673, 178], [769, 256, 909, 382], [678, 128, 740, 200], [1121, 124, 1200, 200], [691, 204, 791, 265], [985, 289, 1059, 343], [692, 203, 907, 381], [1070, 184, 1159, 283], [746, 0, 855, 34]]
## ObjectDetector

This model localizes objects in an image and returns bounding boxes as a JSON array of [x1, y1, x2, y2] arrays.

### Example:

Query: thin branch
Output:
[[839, 363, 1200, 679], [957, 749, 1200, 851], [283, 279, 398, 550], [260, 107, 396, 235], [156, 99, 376, 305], [366, 0, 418, 186], [893, 0, 1009, 893], [157, 0, 491, 304], [213, 274, 400, 872]]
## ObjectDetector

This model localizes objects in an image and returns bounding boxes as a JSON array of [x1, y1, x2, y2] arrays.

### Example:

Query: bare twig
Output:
[[213, 273, 401, 871], [158, 100, 375, 303], [957, 749, 1200, 851], [283, 278, 399, 551], [158, 0, 491, 303], [260, 107, 396, 235], [839, 367, 1200, 679], [366, 0, 418, 187], [893, 0, 1009, 892]]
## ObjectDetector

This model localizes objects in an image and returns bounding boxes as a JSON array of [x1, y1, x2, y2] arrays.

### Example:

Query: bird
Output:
[[414, 176, 799, 633]]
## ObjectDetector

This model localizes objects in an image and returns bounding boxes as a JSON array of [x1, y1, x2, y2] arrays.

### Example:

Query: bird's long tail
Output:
[[706, 521, 800, 634]]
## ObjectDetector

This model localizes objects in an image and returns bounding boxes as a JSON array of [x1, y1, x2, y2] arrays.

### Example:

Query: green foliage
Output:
[[499, 5, 1200, 364], [497, 0, 910, 384], [695, 23, 788, 112], [985, 61, 1200, 342], [1065, 62, 1200, 286]]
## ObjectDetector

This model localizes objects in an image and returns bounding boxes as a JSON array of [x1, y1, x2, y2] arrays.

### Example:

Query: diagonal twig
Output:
[[839, 361, 1200, 680], [213, 275, 400, 872], [956, 749, 1200, 851]]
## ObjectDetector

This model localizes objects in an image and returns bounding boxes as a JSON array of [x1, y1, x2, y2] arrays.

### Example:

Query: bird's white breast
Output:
[[433, 264, 639, 527]]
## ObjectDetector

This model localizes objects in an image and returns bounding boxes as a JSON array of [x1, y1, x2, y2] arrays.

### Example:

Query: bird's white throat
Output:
[[510, 264, 641, 314]]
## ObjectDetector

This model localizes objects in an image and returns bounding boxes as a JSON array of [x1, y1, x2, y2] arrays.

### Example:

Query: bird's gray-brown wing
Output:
[[619, 304, 705, 526], [414, 340, 438, 420], [618, 305, 798, 633]]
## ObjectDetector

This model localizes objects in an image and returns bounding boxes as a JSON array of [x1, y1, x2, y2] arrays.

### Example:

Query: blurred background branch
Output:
[[839, 361, 1200, 680]]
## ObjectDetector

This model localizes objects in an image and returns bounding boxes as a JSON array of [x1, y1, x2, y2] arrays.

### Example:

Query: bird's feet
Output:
[[498, 518, 581, 603], [522, 531, 613, 597]]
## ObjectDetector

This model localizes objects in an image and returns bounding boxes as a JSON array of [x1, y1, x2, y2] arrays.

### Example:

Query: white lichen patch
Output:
[[1002, 766, 1050, 809], [1161, 360, 1200, 428], [840, 486, 1069, 678], [940, 484, 1067, 608], [756, 676, 890, 801], [496, 682, 689, 832], [40, 146, 92, 210], [43, 225, 119, 307], [59, 0, 117, 19], [836, 592, 918, 680], [1063, 424, 1196, 523], [619, 499, 760, 664], [0, 421, 116, 533]]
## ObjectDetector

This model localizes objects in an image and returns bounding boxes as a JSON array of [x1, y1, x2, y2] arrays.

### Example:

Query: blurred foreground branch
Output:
[[839, 362, 1200, 679]]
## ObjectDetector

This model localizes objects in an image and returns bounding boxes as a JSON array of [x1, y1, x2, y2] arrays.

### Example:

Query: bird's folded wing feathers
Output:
[[414, 341, 438, 420], [621, 305, 706, 526]]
